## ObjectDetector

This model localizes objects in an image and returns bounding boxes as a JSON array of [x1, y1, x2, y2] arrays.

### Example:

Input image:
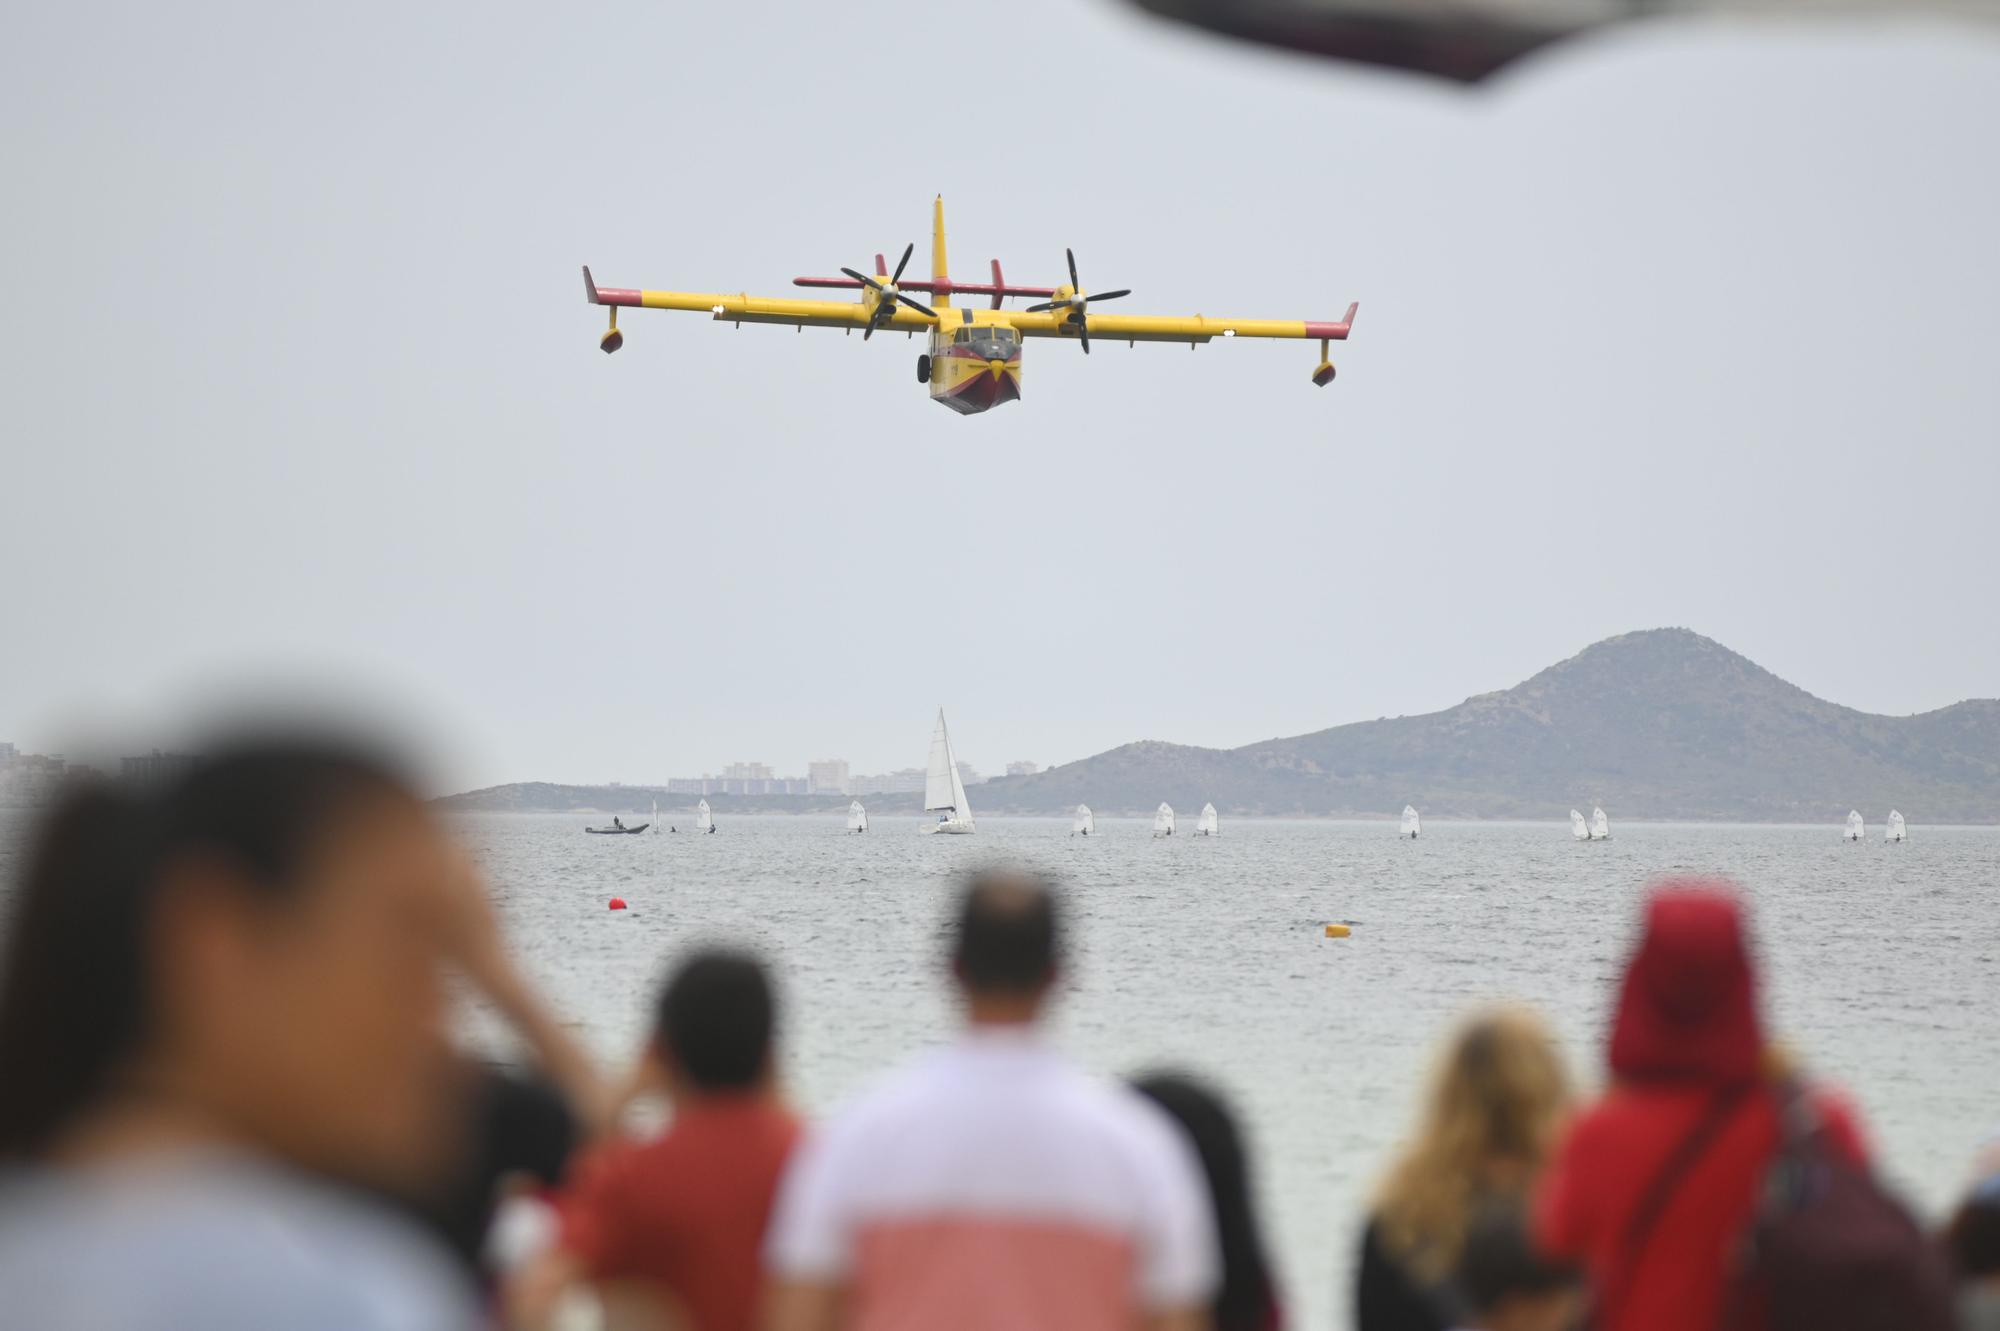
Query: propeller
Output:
[[1024, 248, 1129, 354], [839, 242, 938, 340]]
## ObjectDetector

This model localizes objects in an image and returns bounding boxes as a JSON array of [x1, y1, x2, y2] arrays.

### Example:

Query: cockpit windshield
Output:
[[967, 325, 1017, 359]]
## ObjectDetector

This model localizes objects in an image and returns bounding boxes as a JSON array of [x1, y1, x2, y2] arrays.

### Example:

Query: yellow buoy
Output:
[[1324, 923, 1351, 938]]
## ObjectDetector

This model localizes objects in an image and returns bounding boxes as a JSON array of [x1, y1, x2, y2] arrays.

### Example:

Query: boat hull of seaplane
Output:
[[929, 344, 1023, 414]]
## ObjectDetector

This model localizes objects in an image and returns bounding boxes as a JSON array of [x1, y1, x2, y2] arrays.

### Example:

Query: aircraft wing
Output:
[[1003, 301, 1358, 345], [583, 266, 934, 333]]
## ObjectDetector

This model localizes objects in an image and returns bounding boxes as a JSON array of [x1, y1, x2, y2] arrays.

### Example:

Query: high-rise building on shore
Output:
[[853, 768, 927, 796], [0, 746, 68, 807], [808, 759, 851, 795], [121, 750, 201, 788]]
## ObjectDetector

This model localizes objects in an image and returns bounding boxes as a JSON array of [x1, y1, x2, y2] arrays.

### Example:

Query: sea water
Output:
[[2, 812, 1992, 1328], [455, 814, 1999, 1331]]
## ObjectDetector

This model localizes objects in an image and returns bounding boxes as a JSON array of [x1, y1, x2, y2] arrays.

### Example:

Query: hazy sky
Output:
[[4, 1, 1997, 791]]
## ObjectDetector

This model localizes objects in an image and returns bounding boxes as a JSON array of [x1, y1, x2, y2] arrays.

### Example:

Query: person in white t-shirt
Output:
[[764, 869, 1220, 1331]]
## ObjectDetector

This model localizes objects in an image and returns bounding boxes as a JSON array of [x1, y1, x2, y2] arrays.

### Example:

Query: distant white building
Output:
[[854, 767, 928, 796], [808, 759, 851, 796], [1005, 760, 1040, 777]]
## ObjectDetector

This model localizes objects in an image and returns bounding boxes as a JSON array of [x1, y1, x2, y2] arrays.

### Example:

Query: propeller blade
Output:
[[840, 267, 885, 292], [893, 292, 938, 318], [1066, 248, 1080, 291], [891, 242, 914, 284], [1025, 300, 1057, 313], [1080, 323, 1091, 353], [1088, 289, 1131, 302]]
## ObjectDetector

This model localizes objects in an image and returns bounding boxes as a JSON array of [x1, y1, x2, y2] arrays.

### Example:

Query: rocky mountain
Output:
[[437, 630, 2000, 822], [975, 628, 2000, 821]]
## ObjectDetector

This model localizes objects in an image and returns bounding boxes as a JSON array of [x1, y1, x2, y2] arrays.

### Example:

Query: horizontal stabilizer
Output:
[[794, 275, 1059, 301]]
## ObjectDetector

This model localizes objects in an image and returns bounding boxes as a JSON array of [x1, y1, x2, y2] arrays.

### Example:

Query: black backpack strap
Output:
[[1601, 1083, 1754, 1324]]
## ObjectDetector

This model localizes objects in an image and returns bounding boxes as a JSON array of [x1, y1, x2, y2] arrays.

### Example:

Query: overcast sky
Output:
[[3, 1, 1997, 791]]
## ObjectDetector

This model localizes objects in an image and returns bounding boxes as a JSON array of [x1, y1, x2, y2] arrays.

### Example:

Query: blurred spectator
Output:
[[1452, 1201, 1582, 1331], [1947, 1136, 2000, 1331], [763, 869, 1219, 1331], [0, 741, 482, 1330], [415, 851, 616, 1286], [512, 948, 798, 1331], [1357, 1009, 1571, 1331], [1133, 1071, 1284, 1331], [1534, 880, 1869, 1331]]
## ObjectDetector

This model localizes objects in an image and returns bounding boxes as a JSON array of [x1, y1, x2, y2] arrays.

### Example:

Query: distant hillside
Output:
[[975, 629, 2000, 821], [436, 630, 2000, 822]]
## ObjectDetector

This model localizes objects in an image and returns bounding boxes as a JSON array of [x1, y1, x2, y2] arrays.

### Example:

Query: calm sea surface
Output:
[[4, 812, 1996, 1329]]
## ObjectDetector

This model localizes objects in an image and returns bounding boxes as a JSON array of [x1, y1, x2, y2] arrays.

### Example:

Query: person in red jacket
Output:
[[1534, 879, 1866, 1331]]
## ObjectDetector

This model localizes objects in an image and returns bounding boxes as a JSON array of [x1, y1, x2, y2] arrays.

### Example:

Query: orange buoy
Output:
[[608, 897, 627, 911], [1324, 923, 1351, 938]]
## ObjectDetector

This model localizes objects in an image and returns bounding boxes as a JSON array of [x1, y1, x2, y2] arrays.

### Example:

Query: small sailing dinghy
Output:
[[587, 816, 648, 835], [922, 708, 974, 834], [1886, 810, 1906, 843], [848, 800, 869, 833], [1073, 804, 1094, 836], [1845, 810, 1864, 841], [1153, 802, 1176, 837], [1195, 802, 1219, 836], [652, 799, 659, 834], [1590, 807, 1611, 841], [1401, 805, 1421, 839], [1570, 809, 1590, 841], [696, 798, 716, 834]]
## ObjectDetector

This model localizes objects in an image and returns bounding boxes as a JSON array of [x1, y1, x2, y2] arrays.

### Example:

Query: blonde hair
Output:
[[1373, 1007, 1572, 1281]]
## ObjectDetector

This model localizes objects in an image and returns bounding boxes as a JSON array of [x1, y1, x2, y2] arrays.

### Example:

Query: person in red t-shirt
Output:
[[1534, 880, 1867, 1331], [514, 948, 799, 1331]]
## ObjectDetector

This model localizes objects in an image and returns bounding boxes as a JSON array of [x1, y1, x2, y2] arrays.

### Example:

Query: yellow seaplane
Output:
[[583, 198, 1358, 415]]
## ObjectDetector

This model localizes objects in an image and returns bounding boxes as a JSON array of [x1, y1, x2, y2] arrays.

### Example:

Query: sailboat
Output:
[[1590, 807, 1611, 841], [696, 798, 716, 834], [1195, 802, 1219, 837], [652, 799, 659, 834], [1073, 804, 1094, 836], [1570, 809, 1590, 841], [1401, 805, 1421, 839], [1845, 810, 1864, 841], [848, 799, 869, 833], [1885, 810, 1906, 843], [1153, 803, 1176, 837], [921, 708, 974, 834]]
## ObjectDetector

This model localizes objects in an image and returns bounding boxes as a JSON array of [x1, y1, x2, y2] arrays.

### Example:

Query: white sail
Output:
[[652, 798, 659, 834], [1570, 809, 1590, 840], [1195, 802, 1219, 836], [1591, 807, 1610, 840], [922, 708, 974, 833], [696, 798, 714, 833], [1845, 810, 1864, 841], [1401, 804, 1421, 838], [1886, 810, 1905, 842], [1153, 802, 1175, 836], [1073, 804, 1094, 835], [848, 799, 868, 833]]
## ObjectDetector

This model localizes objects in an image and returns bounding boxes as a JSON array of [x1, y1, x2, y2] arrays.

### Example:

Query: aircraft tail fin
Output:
[[931, 195, 951, 306]]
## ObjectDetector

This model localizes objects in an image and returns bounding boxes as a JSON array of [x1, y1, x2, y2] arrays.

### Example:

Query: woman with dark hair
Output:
[[0, 739, 487, 1329], [1132, 1071, 1283, 1331]]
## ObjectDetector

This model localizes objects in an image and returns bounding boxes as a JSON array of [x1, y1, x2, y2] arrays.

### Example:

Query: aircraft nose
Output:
[[987, 359, 1007, 378]]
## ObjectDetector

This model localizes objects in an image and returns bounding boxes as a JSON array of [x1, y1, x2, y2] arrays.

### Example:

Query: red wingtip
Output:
[[582, 265, 600, 305]]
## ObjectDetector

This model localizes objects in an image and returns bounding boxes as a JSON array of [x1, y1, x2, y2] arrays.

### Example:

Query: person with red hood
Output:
[[1534, 879, 1867, 1331]]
